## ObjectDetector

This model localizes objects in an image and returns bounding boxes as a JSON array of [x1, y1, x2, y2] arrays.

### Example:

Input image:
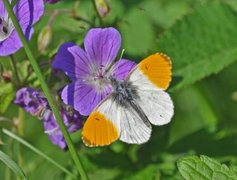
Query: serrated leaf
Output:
[[0, 150, 27, 180], [157, 2, 237, 91], [177, 155, 237, 180]]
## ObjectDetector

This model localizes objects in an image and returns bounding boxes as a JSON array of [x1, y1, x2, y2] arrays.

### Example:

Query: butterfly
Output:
[[82, 53, 174, 147]]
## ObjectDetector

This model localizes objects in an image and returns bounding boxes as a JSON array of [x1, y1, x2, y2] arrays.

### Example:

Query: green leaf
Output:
[[157, 2, 237, 91], [0, 83, 15, 114], [141, 0, 190, 29], [119, 7, 155, 57], [168, 85, 217, 145], [124, 165, 159, 180], [177, 155, 237, 180], [0, 150, 27, 180]]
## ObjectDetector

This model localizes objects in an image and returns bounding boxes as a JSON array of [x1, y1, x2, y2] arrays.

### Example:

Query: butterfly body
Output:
[[82, 53, 174, 147]]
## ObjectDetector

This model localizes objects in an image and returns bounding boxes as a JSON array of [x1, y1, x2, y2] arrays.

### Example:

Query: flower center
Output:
[[84, 68, 111, 91], [0, 16, 14, 42]]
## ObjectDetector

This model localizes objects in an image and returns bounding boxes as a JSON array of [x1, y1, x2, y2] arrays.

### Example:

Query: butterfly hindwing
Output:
[[135, 89, 174, 125], [118, 103, 152, 144]]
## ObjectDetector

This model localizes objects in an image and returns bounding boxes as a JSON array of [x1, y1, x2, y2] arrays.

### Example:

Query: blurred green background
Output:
[[1, 0, 237, 179]]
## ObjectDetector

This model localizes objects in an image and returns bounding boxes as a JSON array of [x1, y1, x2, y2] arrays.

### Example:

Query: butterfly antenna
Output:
[[106, 49, 126, 73]]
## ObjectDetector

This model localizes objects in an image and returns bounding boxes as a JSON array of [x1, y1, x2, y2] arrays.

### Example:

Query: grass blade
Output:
[[2, 128, 77, 179], [0, 150, 27, 180]]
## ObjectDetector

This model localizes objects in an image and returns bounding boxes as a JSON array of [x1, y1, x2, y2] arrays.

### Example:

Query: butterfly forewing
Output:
[[128, 53, 172, 91], [127, 52, 174, 125], [82, 96, 120, 147]]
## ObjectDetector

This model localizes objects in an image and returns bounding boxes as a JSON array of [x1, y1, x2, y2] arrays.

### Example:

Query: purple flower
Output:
[[44, 0, 60, 4], [0, 0, 44, 56], [14, 87, 82, 149], [43, 109, 82, 150], [14, 87, 48, 116], [52, 28, 136, 116]]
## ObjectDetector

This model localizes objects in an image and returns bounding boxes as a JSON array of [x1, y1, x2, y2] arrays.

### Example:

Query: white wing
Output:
[[127, 53, 174, 125], [118, 104, 152, 144], [135, 88, 174, 125], [128, 69, 174, 125]]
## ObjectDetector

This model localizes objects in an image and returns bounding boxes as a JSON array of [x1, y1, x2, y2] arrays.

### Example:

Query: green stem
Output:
[[17, 109, 25, 167], [91, 0, 104, 26], [2, 1, 88, 179], [9, 55, 21, 87]]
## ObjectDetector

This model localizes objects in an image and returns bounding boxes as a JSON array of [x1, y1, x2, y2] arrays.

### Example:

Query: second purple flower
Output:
[[52, 27, 136, 116]]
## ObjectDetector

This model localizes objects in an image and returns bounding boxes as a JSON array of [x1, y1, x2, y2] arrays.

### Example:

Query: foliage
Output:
[[0, 150, 27, 180], [1, 0, 237, 179], [178, 155, 237, 179]]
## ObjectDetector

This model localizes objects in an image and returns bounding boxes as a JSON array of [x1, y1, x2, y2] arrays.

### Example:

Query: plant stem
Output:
[[9, 55, 21, 87], [91, 0, 104, 26], [2, 1, 88, 179], [17, 109, 25, 167]]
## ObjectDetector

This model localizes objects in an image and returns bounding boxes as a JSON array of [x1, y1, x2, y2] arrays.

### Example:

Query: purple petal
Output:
[[0, 0, 44, 56], [61, 81, 112, 116], [14, 0, 44, 27], [43, 113, 67, 150], [14, 87, 47, 115], [43, 110, 83, 150], [61, 110, 83, 133], [0, 31, 23, 56], [14, 0, 44, 39], [84, 27, 121, 70], [111, 59, 136, 80], [52, 43, 91, 81], [0, 1, 6, 17]]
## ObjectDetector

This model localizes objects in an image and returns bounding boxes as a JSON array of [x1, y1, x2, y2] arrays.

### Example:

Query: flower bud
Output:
[[95, 0, 110, 17], [38, 26, 52, 53]]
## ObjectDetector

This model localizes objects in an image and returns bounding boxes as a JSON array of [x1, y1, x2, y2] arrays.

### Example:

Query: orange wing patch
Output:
[[139, 53, 172, 90], [82, 111, 119, 147]]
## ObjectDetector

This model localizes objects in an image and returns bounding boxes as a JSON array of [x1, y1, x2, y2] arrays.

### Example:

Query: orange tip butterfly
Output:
[[82, 53, 174, 147]]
